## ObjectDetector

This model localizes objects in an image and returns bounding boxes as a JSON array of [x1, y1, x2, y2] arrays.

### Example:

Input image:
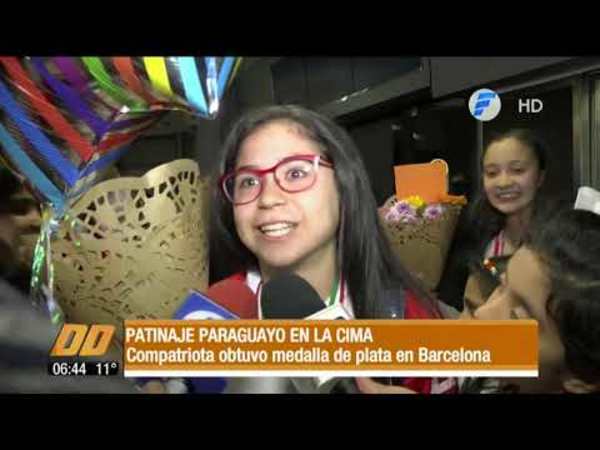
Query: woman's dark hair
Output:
[[211, 105, 435, 318], [465, 128, 549, 260], [525, 208, 600, 386]]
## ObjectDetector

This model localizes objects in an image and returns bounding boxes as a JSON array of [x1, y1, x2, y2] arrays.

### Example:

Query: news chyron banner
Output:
[[122, 321, 538, 378]]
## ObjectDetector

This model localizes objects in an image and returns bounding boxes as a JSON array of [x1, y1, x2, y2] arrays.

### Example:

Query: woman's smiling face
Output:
[[232, 120, 340, 275]]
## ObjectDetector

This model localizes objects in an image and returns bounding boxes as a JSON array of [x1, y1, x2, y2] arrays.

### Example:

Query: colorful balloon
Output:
[[0, 56, 241, 321], [0, 56, 241, 213]]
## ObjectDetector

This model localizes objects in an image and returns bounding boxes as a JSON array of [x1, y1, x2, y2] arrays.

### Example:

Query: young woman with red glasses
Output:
[[210, 105, 458, 394]]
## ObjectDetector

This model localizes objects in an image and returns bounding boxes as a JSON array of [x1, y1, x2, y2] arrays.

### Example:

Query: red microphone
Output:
[[205, 279, 258, 319]]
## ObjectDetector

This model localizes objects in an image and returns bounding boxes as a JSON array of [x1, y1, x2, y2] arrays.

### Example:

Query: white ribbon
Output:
[[574, 186, 600, 216]]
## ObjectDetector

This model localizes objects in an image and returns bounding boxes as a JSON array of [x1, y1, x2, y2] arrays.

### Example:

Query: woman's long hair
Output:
[[211, 105, 435, 318]]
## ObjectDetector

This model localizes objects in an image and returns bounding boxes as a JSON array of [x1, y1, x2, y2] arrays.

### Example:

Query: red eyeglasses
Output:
[[220, 154, 334, 205]]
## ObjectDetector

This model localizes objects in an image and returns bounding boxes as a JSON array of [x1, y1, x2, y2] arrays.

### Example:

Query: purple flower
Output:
[[384, 208, 401, 222], [423, 204, 444, 220], [394, 201, 414, 215]]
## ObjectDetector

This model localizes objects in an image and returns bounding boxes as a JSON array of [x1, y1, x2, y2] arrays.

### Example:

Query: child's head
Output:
[[482, 129, 546, 218], [467, 128, 548, 256], [228, 118, 341, 282], [213, 105, 427, 317], [474, 209, 600, 393]]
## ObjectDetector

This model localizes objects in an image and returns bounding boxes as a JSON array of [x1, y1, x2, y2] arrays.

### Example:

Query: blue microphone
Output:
[[174, 291, 239, 320], [173, 280, 257, 393]]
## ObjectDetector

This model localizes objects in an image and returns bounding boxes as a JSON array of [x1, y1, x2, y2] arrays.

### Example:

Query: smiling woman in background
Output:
[[462, 129, 548, 314]]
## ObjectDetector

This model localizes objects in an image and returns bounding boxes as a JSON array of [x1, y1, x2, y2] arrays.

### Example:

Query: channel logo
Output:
[[469, 89, 501, 122], [50, 324, 115, 357]]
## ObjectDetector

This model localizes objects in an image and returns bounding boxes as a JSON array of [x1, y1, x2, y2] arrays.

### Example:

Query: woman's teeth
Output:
[[259, 223, 295, 237], [497, 192, 519, 200]]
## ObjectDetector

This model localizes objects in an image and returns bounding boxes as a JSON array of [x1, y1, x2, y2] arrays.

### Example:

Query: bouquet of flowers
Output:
[[379, 186, 466, 291], [50, 159, 210, 350]]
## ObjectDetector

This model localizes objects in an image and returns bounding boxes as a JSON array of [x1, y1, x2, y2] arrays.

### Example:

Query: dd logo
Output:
[[50, 324, 116, 357]]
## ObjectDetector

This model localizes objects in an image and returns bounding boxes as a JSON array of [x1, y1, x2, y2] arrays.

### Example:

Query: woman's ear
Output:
[[562, 376, 600, 394]]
